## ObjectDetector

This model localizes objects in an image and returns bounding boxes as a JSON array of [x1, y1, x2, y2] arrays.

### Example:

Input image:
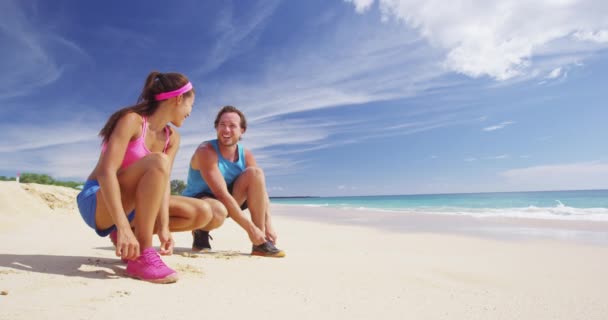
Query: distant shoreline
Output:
[[271, 188, 608, 199], [269, 196, 320, 199]]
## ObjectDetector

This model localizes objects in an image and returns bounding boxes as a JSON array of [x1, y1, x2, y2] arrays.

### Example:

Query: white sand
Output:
[[1, 181, 607, 319]]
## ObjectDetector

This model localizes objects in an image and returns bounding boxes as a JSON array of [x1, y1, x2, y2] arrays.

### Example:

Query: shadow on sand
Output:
[[93, 245, 252, 259], [0, 253, 125, 279], [172, 246, 251, 259]]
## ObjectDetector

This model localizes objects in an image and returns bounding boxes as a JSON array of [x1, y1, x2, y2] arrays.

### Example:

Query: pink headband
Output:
[[154, 82, 193, 101]]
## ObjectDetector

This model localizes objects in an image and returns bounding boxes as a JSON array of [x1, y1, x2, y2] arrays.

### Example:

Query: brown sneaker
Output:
[[252, 241, 285, 258]]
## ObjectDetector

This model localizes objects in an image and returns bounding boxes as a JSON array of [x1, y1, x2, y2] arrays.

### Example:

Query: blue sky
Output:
[[1, 0, 608, 196]]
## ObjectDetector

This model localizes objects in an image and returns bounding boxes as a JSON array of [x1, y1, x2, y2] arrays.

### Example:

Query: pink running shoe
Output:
[[126, 247, 179, 284], [109, 230, 128, 263]]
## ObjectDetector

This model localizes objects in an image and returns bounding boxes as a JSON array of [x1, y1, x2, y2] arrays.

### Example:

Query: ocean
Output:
[[270, 189, 608, 222]]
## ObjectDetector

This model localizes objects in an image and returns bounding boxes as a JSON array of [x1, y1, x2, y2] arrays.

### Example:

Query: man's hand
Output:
[[248, 226, 267, 246], [265, 224, 277, 244], [116, 227, 140, 260], [158, 227, 174, 256]]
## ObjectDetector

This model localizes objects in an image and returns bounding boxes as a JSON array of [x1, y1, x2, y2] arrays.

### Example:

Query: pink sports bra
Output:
[[102, 115, 170, 169]]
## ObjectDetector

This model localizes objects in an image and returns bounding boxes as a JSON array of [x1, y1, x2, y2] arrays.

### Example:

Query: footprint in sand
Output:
[[180, 252, 202, 258], [175, 264, 204, 275], [0, 269, 21, 275], [112, 290, 131, 298], [180, 250, 244, 260], [213, 251, 242, 260]]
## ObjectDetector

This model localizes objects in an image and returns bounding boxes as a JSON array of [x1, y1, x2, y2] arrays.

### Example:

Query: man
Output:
[[181, 105, 284, 257]]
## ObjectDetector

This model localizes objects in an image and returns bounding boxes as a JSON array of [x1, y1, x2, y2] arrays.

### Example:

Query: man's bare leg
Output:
[[232, 167, 284, 257]]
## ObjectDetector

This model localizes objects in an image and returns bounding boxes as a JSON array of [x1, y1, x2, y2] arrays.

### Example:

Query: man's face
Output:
[[216, 112, 244, 147]]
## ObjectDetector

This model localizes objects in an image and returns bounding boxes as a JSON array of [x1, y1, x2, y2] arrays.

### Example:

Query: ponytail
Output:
[[99, 71, 194, 143]]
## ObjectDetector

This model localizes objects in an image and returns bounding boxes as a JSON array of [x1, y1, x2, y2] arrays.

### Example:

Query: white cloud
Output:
[[486, 154, 509, 160], [0, 140, 100, 180], [0, 1, 90, 99], [333, 185, 359, 192], [501, 161, 608, 191], [204, 41, 444, 123], [345, 0, 375, 13], [574, 30, 608, 43], [347, 0, 608, 80], [194, 5, 453, 125], [539, 66, 568, 84], [0, 123, 99, 153], [7, 1, 606, 187], [483, 121, 514, 132], [465, 154, 509, 162], [546, 67, 563, 79], [173, 13, 461, 180], [196, 1, 281, 75]]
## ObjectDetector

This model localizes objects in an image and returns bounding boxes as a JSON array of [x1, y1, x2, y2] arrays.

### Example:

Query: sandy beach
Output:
[[1, 181, 607, 319]]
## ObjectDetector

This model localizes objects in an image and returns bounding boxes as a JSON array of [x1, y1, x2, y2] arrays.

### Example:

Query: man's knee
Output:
[[202, 200, 227, 230], [210, 200, 228, 220], [242, 166, 265, 181], [191, 201, 213, 227]]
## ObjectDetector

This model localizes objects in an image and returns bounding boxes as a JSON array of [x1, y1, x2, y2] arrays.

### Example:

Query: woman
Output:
[[77, 71, 208, 283]]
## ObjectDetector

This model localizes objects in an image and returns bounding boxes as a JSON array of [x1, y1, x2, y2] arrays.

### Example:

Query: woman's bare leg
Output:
[[168, 196, 227, 232], [95, 153, 171, 249]]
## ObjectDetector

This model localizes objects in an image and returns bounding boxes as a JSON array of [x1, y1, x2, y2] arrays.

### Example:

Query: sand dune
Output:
[[0, 182, 78, 232]]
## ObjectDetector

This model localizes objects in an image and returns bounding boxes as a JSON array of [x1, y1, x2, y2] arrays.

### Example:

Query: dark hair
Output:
[[214, 105, 247, 131], [99, 71, 194, 143]]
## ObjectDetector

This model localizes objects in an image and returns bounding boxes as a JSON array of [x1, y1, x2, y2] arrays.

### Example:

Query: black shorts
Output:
[[193, 183, 248, 211]]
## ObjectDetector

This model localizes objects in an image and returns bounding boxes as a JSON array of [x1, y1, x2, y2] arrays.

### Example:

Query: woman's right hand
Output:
[[116, 228, 140, 260]]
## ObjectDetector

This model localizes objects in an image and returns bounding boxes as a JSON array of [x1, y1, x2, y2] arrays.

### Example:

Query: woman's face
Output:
[[171, 94, 194, 127]]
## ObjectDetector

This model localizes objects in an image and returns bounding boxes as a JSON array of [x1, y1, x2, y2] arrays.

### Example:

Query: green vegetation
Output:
[[13, 173, 83, 189], [5, 172, 187, 194], [171, 179, 186, 195]]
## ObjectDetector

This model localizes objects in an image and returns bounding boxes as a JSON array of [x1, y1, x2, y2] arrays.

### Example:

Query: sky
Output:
[[1, 0, 608, 197]]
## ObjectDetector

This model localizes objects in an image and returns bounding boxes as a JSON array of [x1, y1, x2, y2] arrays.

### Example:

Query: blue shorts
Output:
[[76, 180, 135, 237]]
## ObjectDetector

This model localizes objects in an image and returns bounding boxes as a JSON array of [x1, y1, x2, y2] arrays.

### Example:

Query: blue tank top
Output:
[[182, 139, 246, 197]]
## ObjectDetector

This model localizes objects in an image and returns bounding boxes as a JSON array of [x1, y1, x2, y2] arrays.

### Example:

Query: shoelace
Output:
[[142, 249, 165, 268], [259, 241, 279, 253]]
